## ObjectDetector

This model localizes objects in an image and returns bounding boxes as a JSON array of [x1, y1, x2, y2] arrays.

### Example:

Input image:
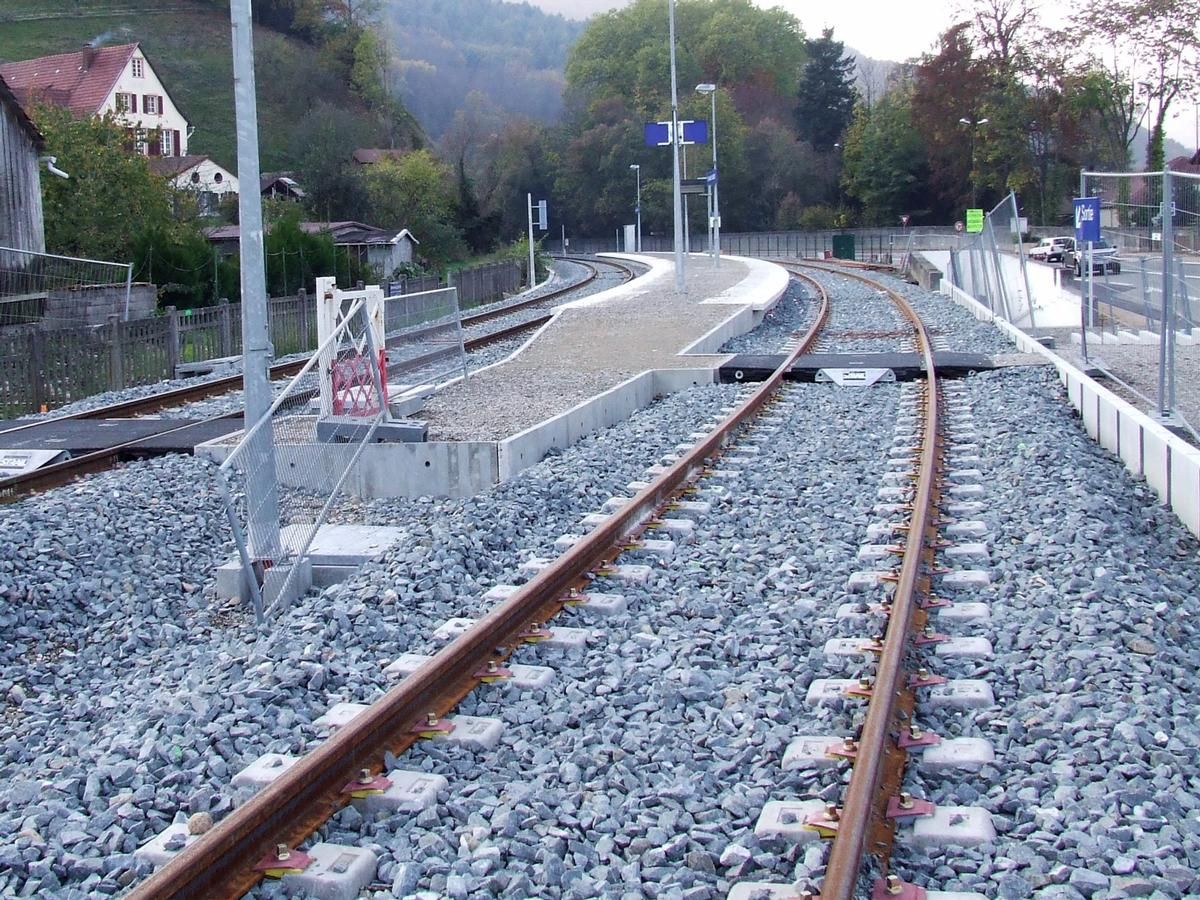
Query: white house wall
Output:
[[102, 50, 189, 155], [173, 158, 238, 196]]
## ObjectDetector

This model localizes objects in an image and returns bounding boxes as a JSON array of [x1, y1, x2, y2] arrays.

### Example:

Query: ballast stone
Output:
[[279, 842, 377, 900]]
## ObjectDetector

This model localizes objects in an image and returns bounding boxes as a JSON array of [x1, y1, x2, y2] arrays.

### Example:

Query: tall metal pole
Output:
[[710, 87, 720, 264], [527, 192, 536, 290], [631, 164, 642, 252], [1161, 170, 1176, 418], [230, 0, 279, 562], [668, 0, 686, 293]]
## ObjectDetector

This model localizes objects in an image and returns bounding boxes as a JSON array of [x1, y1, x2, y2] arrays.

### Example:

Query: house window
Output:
[[131, 57, 144, 78], [142, 94, 162, 115], [160, 129, 173, 156], [133, 129, 148, 156], [115, 92, 136, 113]]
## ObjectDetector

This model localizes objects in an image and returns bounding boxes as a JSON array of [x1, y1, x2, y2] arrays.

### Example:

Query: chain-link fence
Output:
[[944, 192, 1037, 330], [383, 286, 469, 391], [217, 287, 387, 621], [0, 246, 134, 327], [1079, 169, 1200, 422]]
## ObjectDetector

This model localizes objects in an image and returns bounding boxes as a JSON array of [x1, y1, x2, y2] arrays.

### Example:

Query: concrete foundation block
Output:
[[753, 800, 826, 843], [934, 636, 993, 659], [866, 522, 903, 541], [857, 544, 894, 561], [847, 570, 887, 592], [945, 501, 985, 516], [315, 702, 370, 732], [576, 592, 627, 615], [904, 806, 996, 848], [927, 680, 994, 709], [650, 518, 696, 541], [580, 512, 612, 528], [543, 627, 590, 650], [727, 882, 807, 900], [626, 480, 652, 493], [601, 496, 632, 513], [881, 470, 914, 484], [483, 585, 520, 602], [946, 521, 989, 538], [877, 486, 911, 500], [232, 753, 300, 804], [519, 556, 551, 574], [782, 736, 844, 771], [873, 503, 909, 516], [941, 569, 992, 589], [659, 453, 681, 465], [356, 771, 446, 815], [919, 737, 995, 772], [824, 637, 877, 658], [279, 842, 377, 900], [606, 564, 653, 585], [443, 715, 504, 750], [507, 664, 555, 689], [670, 500, 712, 515], [948, 483, 985, 498], [432, 617, 477, 641], [707, 468, 743, 479], [936, 602, 990, 623], [835, 602, 873, 620], [384, 653, 433, 678], [947, 454, 982, 466], [133, 822, 201, 868], [632, 538, 675, 559], [945, 542, 990, 561], [805, 679, 861, 706], [645, 464, 669, 476], [947, 468, 983, 483]]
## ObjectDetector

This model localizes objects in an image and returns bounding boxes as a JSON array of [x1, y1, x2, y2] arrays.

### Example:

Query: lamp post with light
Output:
[[696, 82, 720, 263], [629, 164, 642, 252], [958, 116, 989, 208], [667, 0, 685, 292]]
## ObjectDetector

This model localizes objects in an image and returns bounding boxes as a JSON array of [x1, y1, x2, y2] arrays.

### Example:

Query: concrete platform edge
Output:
[[937, 273, 1200, 538]]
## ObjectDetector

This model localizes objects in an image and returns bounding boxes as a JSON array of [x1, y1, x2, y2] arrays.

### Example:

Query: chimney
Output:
[[81, 44, 97, 71]]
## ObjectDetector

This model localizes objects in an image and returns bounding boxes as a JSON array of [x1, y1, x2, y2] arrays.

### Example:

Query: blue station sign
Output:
[[643, 119, 709, 147], [1074, 197, 1101, 243]]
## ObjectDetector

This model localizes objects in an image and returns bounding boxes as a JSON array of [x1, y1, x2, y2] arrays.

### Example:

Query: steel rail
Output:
[[797, 262, 943, 899], [126, 268, 828, 900]]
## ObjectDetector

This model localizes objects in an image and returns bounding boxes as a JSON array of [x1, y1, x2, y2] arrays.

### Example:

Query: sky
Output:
[[523, 0, 1200, 150]]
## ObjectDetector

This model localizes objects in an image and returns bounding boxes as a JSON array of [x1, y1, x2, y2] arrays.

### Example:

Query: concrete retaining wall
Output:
[[940, 278, 1200, 538]]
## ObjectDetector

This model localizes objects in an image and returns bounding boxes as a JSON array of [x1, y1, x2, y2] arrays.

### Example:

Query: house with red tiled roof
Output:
[[0, 42, 190, 158], [148, 154, 239, 216]]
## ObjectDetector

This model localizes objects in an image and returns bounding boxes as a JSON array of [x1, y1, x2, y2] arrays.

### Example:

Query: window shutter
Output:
[[149, 132, 161, 156], [158, 95, 164, 115], [173, 130, 181, 156], [130, 94, 137, 113]]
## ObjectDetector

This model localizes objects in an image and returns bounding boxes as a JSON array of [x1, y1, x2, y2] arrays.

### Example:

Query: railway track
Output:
[[125, 264, 970, 899], [0, 256, 636, 502]]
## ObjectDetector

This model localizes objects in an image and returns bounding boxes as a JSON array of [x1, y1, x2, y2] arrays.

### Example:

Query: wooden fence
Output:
[[0, 260, 522, 417]]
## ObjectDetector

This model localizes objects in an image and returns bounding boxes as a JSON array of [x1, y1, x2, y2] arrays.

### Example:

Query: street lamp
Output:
[[667, 0, 685, 292], [696, 82, 720, 264], [958, 117, 989, 207], [629, 164, 642, 252]]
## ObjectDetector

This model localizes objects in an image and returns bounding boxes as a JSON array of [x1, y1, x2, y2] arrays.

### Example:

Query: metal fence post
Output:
[[166, 306, 180, 377], [29, 330, 45, 412], [219, 298, 233, 356], [108, 314, 124, 390], [298, 288, 311, 350], [1161, 170, 1176, 417]]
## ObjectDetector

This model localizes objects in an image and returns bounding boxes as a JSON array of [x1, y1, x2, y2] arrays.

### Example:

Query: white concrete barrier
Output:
[[938, 278, 1200, 538]]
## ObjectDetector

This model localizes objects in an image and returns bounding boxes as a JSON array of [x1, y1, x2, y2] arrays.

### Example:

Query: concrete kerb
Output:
[[937, 277, 1200, 538], [196, 255, 791, 500]]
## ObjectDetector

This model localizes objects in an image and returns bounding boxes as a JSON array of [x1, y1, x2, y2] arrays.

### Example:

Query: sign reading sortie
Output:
[[1074, 197, 1101, 243]]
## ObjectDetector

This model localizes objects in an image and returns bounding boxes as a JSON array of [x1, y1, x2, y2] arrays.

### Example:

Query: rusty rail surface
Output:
[[126, 268, 827, 899], [796, 262, 944, 899]]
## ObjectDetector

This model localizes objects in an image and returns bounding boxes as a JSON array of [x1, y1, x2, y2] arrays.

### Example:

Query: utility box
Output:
[[832, 234, 855, 260]]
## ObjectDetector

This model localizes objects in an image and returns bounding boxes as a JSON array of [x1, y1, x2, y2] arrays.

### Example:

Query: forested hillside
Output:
[[0, 0, 422, 171], [382, 0, 583, 138]]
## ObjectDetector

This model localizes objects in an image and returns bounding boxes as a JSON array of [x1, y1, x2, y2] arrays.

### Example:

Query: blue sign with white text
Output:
[[1074, 197, 1101, 243], [643, 120, 709, 147]]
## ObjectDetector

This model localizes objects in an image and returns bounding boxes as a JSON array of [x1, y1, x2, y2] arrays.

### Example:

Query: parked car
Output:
[[1028, 236, 1075, 263], [1064, 238, 1121, 276]]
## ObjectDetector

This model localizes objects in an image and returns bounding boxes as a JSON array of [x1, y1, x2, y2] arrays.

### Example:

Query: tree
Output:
[[1080, 0, 1200, 170], [795, 29, 858, 151], [33, 106, 174, 261], [361, 150, 466, 267], [841, 88, 929, 225]]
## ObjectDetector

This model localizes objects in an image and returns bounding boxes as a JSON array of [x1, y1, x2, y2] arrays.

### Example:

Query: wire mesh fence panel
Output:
[[217, 291, 387, 621], [383, 287, 468, 389], [0, 246, 133, 327]]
